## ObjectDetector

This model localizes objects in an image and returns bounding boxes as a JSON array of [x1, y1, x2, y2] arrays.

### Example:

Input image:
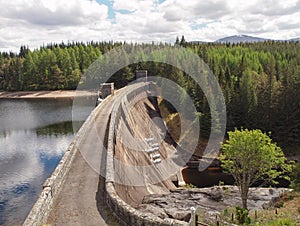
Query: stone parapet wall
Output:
[[106, 182, 187, 226]]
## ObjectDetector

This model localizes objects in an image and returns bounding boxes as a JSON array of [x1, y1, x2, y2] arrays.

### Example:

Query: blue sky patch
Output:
[[96, 0, 115, 20]]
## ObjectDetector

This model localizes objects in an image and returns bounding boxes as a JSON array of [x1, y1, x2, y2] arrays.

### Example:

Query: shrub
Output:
[[235, 206, 251, 224]]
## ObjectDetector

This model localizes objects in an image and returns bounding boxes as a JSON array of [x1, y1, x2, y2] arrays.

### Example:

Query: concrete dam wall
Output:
[[105, 82, 188, 225], [24, 82, 189, 226]]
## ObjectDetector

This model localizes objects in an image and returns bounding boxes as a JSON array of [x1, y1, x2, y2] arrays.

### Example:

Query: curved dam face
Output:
[[106, 83, 181, 207], [114, 95, 177, 207], [106, 82, 189, 225]]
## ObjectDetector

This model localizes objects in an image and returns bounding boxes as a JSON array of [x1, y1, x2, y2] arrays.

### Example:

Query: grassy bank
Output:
[[218, 191, 300, 225]]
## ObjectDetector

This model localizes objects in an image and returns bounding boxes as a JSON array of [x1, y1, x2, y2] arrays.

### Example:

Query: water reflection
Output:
[[36, 121, 81, 137], [182, 167, 234, 188], [0, 99, 74, 133], [0, 99, 87, 225]]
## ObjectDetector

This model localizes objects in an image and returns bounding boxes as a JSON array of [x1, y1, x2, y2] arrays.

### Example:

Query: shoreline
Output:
[[0, 90, 97, 99]]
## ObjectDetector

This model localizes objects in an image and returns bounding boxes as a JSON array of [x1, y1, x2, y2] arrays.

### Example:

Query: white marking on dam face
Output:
[[153, 159, 161, 164], [146, 147, 159, 154], [151, 143, 159, 148]]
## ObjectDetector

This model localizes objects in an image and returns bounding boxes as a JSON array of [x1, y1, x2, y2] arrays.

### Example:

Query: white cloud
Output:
[[0, 0, 299, 52], [249, 0, 300, 16], [0, 0, 110, 52], [112, 0, 140, 11], [1, 0, 108, 26]]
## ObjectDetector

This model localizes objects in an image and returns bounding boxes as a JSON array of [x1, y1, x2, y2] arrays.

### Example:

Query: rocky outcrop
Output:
[[137, 186, 292, 223]]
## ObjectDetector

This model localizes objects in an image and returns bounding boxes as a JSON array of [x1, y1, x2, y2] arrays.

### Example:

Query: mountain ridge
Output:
[[215, 34, 268, 43], [190, 35, 300, 44]]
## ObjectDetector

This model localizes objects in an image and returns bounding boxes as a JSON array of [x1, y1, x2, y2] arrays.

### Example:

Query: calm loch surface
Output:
[[0, 98, 90, 225]]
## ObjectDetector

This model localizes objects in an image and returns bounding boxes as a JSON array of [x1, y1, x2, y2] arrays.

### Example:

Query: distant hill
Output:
[[289, 37, 300, 42], [189, 35, 300, 45], [215, 35, 268, 43]]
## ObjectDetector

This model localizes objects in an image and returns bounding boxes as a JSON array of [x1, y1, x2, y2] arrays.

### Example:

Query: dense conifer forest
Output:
[[0, 40, 299, 149]]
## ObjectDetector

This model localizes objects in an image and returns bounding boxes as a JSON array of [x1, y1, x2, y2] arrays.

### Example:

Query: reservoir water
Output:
[[0, 98, 90, 225]]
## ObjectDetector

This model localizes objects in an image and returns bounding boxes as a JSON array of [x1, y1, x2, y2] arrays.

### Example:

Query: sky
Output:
[[0, 0, 299, 52]]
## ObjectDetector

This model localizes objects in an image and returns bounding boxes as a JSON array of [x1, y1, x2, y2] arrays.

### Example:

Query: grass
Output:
[[216, 191, 300, 225], [252, 191, 300, 225]]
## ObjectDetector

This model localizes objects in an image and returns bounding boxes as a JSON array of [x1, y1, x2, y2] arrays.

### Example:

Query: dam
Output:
[[23, 82, 190, 226]]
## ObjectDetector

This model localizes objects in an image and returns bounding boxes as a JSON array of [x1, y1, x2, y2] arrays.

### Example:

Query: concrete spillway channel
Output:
[[24, 82, 188, 226]]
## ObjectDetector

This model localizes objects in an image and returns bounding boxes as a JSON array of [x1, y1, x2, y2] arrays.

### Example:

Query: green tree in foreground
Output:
[[220, 128, 292, 209]]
